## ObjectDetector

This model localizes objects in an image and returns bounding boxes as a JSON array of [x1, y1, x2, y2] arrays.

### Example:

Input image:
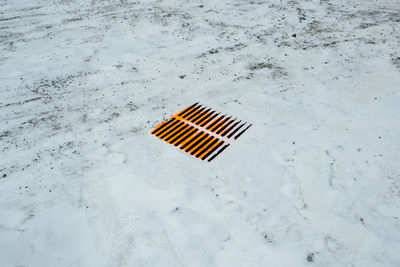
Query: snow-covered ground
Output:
[[1, 0, 400, 266]]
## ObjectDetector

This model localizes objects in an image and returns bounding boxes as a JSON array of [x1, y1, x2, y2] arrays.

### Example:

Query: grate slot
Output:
[[216, 118, 235, 134], [199, 112, 219, 127], [190, 108, 211, 123], [196, 138, 219, 158], [182, 105, 202, 118], [173, 128, 197, 146], [177, 103, 198, 117], [185, 133, 209, 152], [159, 121, 184, 139], [227, 122, 246, 138], [206, 114, 226, 130], [190, 135, 214, 155], [164, 123, 188, 142], [180, 131, 204, 150], [151, 117, 176, 135], [221, 120, 241, 137], [234, 124, 252, 139], [155, 119, 180, 137], [169, 125, 191, 144], [201, 141, 224, 160], [208, 144, 230, 162], [186, 107, 206, 121], [193, 109, 215, 125], [210, 116, 231, 132]]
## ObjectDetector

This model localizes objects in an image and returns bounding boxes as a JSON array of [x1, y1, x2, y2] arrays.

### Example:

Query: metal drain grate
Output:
[[151, 103, 252, 162]]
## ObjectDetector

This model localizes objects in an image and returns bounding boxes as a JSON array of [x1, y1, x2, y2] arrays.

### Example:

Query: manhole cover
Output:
[[151, 103, 252, 162]]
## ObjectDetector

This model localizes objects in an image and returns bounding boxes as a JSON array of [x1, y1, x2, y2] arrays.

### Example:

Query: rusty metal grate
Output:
[[151, 103, 252, 162]]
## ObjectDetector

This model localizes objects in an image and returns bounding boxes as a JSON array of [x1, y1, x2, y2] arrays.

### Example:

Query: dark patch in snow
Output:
[[224, 43, 247, 51], [392, 56, 400, 71], [263, 233, 273, 244], [247, 62, 288, 79], [307, 252, 314, 262], [248, 62, 274, 71]]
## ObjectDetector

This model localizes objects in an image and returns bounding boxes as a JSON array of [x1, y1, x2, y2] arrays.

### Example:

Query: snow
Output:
[[1, 0, 400, 266]]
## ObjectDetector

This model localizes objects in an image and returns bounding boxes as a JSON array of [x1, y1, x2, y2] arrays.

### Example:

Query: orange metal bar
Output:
[[190, 108, 211, 123], [210, 116, 231, 132], [161, 122, 186, 141], [206, 114, 225, 129], [192, 109, 214, 125], [182, 105, 202, 118], [177, 103, 198, 117], [200, 112, 220, 127], [200, 140, 224, 159], [151, 117, 175, 134], [179, 131, 204, 149], [187, 134, 212, 154], [172, 127, 197, 146], [216, 118, 235, 134], [193, 137, 216, 157]]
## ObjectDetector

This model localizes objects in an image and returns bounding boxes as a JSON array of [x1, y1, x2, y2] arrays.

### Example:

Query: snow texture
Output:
[[1, 0, 400, 266]]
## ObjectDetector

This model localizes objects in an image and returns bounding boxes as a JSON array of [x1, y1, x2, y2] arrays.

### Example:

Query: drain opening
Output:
[[151, 103, 251, 161]]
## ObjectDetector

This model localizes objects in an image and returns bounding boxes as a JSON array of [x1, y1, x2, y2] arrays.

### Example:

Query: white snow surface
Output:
[[1, 0, 400, 266]]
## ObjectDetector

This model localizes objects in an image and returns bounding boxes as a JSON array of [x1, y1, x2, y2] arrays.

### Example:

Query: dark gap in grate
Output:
[[167, 123, 188, 140], [191, 108, 211, 123], [177, 102, 198, 117], [221, 120, 241, 137], [170, 125, 192, 144], [196, 138, 219, 158], [211, 116, 231, 132], [165, 124, 189, 142], [180, 131, 203, 150], [216, 118, 235, 134], [191, 135, 214, 155], [206, 114, 226, 130], [174, 128, 198, 146], [182, 105, 202, 118], [208, 144, 230, 162], [151, 117, 176, 135], [234, 124, 252, 139], [159, 121, 184, 139], [179, 103, 199, 117], [156, 119, 180, 137], [187, 107, 206, 121], [185, 133, 209, 153], [189, 135, 211, 155], [202, 141, 224, 160], [227, 122, 246, 138], [198, 111, 218, 126]]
